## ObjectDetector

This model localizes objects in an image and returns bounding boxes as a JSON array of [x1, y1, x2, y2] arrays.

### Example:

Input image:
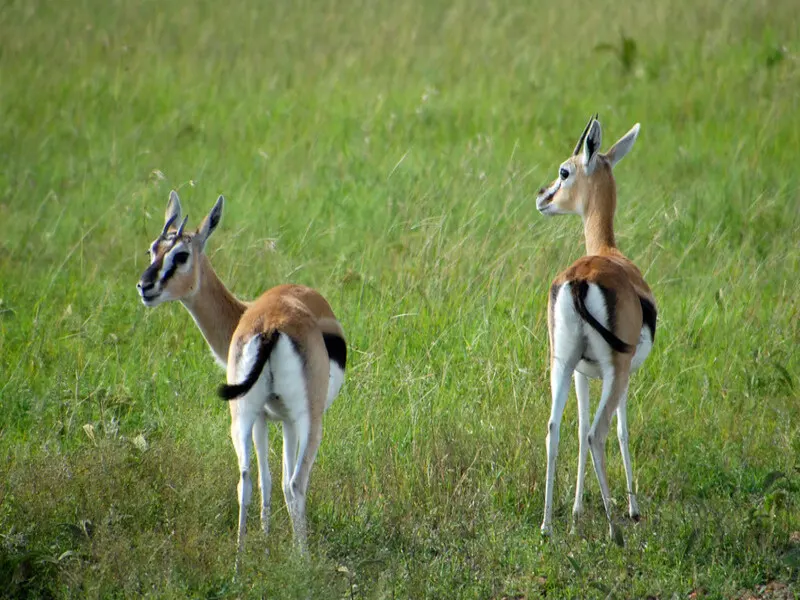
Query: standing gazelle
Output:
[[136, 191, 346, 569], [535, 116, 657, 543]]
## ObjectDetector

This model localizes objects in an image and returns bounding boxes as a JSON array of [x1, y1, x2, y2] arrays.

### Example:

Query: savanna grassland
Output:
[[1, 0, 799, 597]]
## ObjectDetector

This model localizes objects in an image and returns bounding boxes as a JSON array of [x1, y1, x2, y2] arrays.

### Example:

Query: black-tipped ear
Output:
[[582, 119, 603, 172], [196, 195, 224, 250], [573, 114, 596, 156], [163, 190, 182, 235]]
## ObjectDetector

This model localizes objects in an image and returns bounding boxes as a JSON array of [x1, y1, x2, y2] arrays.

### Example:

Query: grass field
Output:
[[1, 0, 799, 597]]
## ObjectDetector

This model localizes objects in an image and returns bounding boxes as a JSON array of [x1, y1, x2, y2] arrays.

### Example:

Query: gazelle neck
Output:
[[582, 176, 618, 256], [181, 256, 247, 364]]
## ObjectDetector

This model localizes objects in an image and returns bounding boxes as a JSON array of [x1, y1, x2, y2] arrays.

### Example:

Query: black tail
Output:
[[322, 333, 347, 370], [570, 280, 634, 354], [217, 330, 281, 401]]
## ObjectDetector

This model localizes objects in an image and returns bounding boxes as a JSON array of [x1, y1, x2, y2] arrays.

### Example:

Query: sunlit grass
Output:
[[1, 0, 798, 597]]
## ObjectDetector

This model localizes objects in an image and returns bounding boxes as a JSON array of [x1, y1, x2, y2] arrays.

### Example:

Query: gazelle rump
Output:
[[535, 116, 657, 543], [136, 191, 347, 568]]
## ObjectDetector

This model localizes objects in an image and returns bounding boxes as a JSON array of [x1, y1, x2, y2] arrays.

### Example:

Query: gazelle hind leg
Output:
[[252, 414, 271, 537], [588, 368, 630, 545], [571, 371, 591, 532], [281, 419, 299, 529], [231, 413, 257, 572], [283, 413, 311, 551], [541, 355, 579, 537], [615, 393, 640, 520], [288, 413, 323, 553]]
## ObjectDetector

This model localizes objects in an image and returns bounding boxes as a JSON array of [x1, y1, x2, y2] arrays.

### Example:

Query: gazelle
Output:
[[136, 191, 347, 568], [535, 116, 657, 543]]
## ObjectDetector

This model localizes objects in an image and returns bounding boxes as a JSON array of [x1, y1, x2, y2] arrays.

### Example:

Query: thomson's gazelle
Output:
[[535, 116, 657, 543], [136, 191, 346, 567]]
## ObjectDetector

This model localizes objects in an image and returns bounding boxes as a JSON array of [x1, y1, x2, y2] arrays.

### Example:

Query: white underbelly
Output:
[[576, 326, 653, 379]]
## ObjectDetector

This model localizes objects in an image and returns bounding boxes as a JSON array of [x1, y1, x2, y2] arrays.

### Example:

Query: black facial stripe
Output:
[[161, 262, 177, 284], [158, 244, 186, 284], [140, 261, 161, 287]]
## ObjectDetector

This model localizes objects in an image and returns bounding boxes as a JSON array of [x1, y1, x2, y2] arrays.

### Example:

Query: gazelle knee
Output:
[[289, 476, 304, 500], [238, 470, 252, 506], [546, 420, 560, 444]]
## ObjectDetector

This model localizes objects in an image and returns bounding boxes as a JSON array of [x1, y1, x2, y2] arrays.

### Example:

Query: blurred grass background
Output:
[[1, 0, 798, 597]]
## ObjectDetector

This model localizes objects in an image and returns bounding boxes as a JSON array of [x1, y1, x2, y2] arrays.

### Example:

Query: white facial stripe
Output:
[[536, 180, 561, 211], [560, 163, 576, 188], [158, 242, 190, 282]]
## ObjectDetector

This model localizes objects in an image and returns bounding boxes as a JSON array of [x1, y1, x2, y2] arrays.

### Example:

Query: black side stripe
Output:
[[549, 282, 561, 307], [161, 262, 177, 284], [570, 280, 634, 354], [598, 285, 618, 340], [323, 333, 347, 370], [218, 330, 281, 401], [640, 296, 657, 342]]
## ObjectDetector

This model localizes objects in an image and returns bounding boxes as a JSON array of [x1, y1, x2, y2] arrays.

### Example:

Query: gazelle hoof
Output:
[[610, 523, 624, 547]]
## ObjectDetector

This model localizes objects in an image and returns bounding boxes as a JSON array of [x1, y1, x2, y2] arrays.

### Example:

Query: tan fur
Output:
[[536, 118, 656, 542], [230, 284, 338, 422], [183, 257, 248, 361], [552, 255, 651, 350], [137, 192, 346, 567]]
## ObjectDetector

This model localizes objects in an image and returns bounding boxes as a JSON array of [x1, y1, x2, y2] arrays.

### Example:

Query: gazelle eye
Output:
[[173, 251, 190, 266], [559, 167, 570, 180]]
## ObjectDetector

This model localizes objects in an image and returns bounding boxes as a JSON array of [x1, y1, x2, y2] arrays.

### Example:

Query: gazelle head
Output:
[[536, 115, 640, 217], [137, 191, 224, 307]]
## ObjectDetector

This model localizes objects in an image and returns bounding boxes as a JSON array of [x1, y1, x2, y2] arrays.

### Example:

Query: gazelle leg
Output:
[[231, 412, 256, 572], [615, 391, 640, 520], [281, 420, 299, 525], [252, 414, 271, 537], [588, 368, 630, 545], [541, 355, 578, 537], [288, 413, 323, 553], [571, 371, 591, 532]]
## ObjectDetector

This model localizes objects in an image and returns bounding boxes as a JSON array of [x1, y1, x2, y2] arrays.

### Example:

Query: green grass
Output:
[[1, 0, 799, 597]]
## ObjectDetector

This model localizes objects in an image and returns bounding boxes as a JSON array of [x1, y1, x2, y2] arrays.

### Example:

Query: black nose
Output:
[[138, 262, 160, 291], [538, 187, 547, 195]]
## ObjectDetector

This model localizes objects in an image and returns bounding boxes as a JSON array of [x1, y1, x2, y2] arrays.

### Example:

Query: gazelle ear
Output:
[[163, 190, 183, 235], [196, 195, 224, 250], [573, 114, 596, 156], [605, 123, 640, 168], [582, 119, 602, 173]]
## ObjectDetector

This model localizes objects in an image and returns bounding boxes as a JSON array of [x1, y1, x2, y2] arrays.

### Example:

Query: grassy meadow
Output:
[[1, 0, 799, 597]]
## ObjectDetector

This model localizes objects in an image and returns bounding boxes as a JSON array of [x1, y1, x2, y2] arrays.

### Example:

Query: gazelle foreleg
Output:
[[571, 371, 591, 532], [615, 393, 640, 520], [587, 363, 631, 545]]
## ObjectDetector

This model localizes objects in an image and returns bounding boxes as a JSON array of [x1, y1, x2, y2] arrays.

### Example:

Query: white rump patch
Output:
[[326, 361, 344, 410], [631, 325, 653, 372], [265, 333, 308, 422]]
